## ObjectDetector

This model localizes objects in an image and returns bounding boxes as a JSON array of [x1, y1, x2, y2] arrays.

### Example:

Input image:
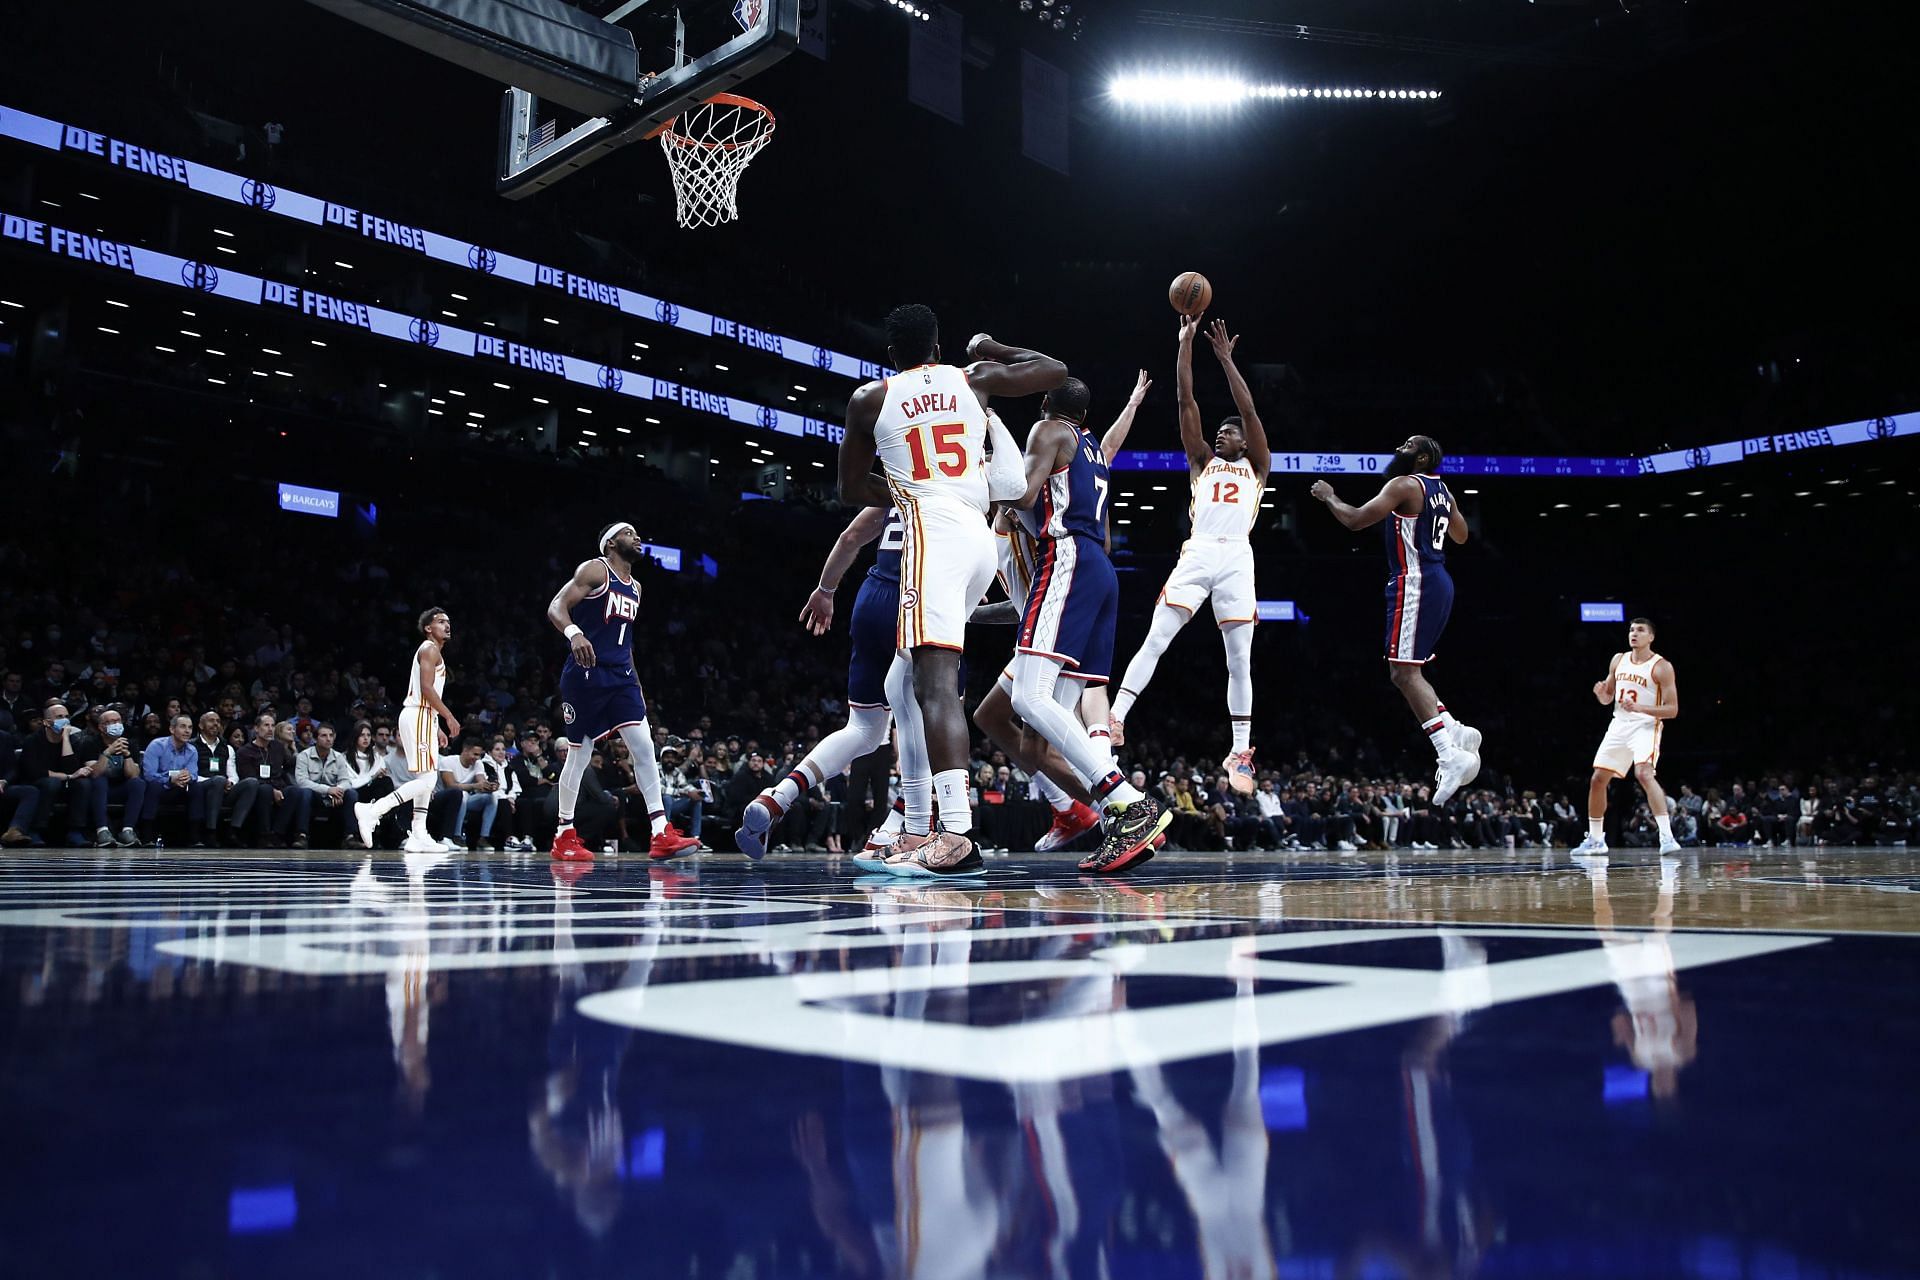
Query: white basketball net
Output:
[[658, 96, 776, 229]]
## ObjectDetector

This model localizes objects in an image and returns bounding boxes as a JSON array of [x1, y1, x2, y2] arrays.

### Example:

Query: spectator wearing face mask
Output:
[[4, 702, 87, 845], [72, 706, 147, 848]]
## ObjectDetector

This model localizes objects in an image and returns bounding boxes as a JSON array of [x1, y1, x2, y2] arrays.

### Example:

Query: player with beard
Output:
[[1309, 436, 1483, 804]]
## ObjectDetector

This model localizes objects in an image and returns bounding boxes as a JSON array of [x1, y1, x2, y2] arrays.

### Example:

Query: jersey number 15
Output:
[[905, 423, 968, 481]]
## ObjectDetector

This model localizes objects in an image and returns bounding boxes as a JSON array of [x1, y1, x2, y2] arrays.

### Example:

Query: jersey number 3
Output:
[[905, 423, 968, 481]]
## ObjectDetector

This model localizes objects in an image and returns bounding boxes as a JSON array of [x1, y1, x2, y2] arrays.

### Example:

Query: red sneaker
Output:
[[550, 826, 593, 862], [649, 827, 701, 861], [550, 861, 593, 887], [1036, 801, 1102, 853]]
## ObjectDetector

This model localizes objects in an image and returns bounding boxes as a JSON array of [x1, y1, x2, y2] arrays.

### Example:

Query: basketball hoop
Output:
[[654, 94, 776, 229]]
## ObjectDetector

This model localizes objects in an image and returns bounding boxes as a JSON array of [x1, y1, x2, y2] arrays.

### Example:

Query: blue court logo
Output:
[[655, 300, 679, 326], [1685, 447, 1711, 469], [1869, 417, 1896, 439], [180, 261, 220, 292], [409, 318, 440, 347], [757, 406, 779, 429], [598, 365, 623, 392], [241, 179, 277, 210], [468, 245, 497, 274], [812, 346, 835, 371]]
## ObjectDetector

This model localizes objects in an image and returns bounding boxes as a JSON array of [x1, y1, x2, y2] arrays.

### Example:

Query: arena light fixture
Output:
[[715, 363, 730, 371], [206, 348, 226, 356], [216, 246, 237, 255], [450, 292, 469, 301], [96, 326, 120, 334], [262, 347, 283, 355], [310, 339, 326, 347], [180, 329, 201, 338], [1110, 71, 1442, 108], [532, 396, 550, 404], [492, 382, 510, 390], [213, 228, 233, 237], [576, 406, 593, 414], [543, 316, 560, 325], [0, 299, 23, 308], [105, 298, 129, 308], [887, 0, 934, 20], [155, 344, 176, 353], [448, 388, 466, 396], [616, 426, 632, 434], [645, 416, 661, 424], [333, 261, 354, 269], [207, 377, 226, 385]]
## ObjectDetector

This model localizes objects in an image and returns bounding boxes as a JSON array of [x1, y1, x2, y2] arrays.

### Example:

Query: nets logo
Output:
[[1685, 447, 1711, 469], [812, 346, 835, 371], [561, 702, 576, 725], [180, 261, 220, 292], [467, 245, 497, 274], [655, 300, 679, 326], [598, 365, 624, 392], [409, 318, 440, 347], [241, 180, 277, 210], [757, 406, 779, 429], [1869, 417, 1896, 439]]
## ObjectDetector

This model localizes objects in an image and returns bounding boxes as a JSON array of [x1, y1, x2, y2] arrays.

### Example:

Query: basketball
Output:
[[1169, 271, 1212, 317]]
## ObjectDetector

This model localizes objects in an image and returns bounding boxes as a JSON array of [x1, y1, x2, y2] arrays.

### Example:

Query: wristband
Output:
[[563, 624, 583, 640], [814, 583, 834, 594]]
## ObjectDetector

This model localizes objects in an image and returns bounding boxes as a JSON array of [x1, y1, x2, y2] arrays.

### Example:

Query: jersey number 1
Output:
[[905, 423, 968, 481]]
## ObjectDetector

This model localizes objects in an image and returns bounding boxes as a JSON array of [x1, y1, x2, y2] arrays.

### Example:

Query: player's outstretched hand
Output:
[[570, 631, 597, 669], [1128, 369, 1152, 405], [1177, 314, 1200, 344], [800, 586, 836, 636], [1206, 318, 1238, 361], [1308, 479, 1334, 502]]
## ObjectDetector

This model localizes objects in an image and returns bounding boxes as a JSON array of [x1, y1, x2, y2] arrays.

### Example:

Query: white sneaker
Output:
[[1452, 721, 1483, 756], [1571, 834, 1609, 856], [402, 834, 442, 854], [1433, 749, 1477, 805], [353, 801, 378, 850], [1658, 839, 1682, 854], [439, 838, 465, 854]]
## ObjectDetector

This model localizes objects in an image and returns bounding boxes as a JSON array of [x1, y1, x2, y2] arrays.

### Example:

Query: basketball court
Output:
[[2, 844, 1916, 1276]]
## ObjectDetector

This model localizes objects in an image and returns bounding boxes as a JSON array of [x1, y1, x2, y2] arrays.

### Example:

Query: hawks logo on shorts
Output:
[[901, 586, 919, 611]]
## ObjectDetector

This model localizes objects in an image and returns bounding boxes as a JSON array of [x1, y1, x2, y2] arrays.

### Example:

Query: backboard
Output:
[[496, 0, 799, 199]]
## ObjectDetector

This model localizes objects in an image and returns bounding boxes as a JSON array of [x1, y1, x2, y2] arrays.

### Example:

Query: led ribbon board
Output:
[[0, 103, 890, 383], [1, 209, 844, 445]]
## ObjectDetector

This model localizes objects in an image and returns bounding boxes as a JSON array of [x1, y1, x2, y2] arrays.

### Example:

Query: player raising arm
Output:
[[1309, 434, 1483, 805]]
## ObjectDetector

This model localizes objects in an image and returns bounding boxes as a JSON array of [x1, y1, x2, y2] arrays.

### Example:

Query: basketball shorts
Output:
[[848, 573, 900, 707], [997, 524, 1041, 606], [399, 701, 437, 774], [1384, 565, 1454, 664], [558, 660, 649, 745], [1160, 538, 1257, 626], [1018, 534, 1119, 683], [896, 500, 996, 652], [1593, 714, 1662, 776]]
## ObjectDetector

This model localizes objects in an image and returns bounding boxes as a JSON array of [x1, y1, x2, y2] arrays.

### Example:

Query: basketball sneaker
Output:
[[1570, 834, 1609, 857], [403, 833, 444, 855], [1433, 748, 1478, 805], [851, 826, 901, 871], [353, 801, 378, 851], [884, 830, 987, 878], [1224, 750, 1257, 796], [649, 828, 701, 861], [1079, 796, 1171, 874], [1452, 721, 1483, 757], [734, 794, 779, 860], [1658, 837, 1683, 855], [1036, 801, 1102, 853], [550, 825, 592, 862]]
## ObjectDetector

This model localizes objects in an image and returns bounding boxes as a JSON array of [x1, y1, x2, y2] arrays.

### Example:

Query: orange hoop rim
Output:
[[648, 93, 777, 150]]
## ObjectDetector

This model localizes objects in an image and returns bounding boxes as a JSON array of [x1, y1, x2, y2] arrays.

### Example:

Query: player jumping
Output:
[[1110, 317, 1271, 796], [1573, 618, 1681, 856], [1308, 436, 1483, 805], [545, 522, 699, 863]]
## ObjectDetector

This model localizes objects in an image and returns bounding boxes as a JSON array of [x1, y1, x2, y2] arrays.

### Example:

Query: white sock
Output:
[[1435, 704, 1459, 733], [1656, 814, 1673, 842], [558, 739, 591, 825], [1032, 773, 1074, 813], [1110, 688, 1138, 721], [1231, 720, 1251, 754], [1589, 818, 1605, 840], [374, 773, 435, 818], [933, 769, 972, 834], [616, 722, 669, 837], [880, 806, 906, 836], [1422, 716, 1451, 756], [903, 777, 933, 835], [768, 771, 808, 814]]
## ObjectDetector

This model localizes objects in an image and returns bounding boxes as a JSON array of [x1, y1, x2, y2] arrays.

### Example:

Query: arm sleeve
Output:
[[985, 411, 1027, 502]]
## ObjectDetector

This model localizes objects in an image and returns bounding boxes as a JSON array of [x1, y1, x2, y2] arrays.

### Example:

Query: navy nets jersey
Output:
[[867, 509, 904, 584], [565, 558, 641, 672], [1021, 424, 1111, 544], [1384, 475, 1454, 578]]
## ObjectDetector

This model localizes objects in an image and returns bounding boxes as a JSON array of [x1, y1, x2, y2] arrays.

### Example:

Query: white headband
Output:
[[598, 521, 636, 555]]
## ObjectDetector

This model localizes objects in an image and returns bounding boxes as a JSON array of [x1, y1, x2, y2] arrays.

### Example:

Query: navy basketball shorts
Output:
[[558, 661, 649, 744], [1018, 534, 1119, 683], [847, 575, 899, 708], [1383, 565, 1455, 665]]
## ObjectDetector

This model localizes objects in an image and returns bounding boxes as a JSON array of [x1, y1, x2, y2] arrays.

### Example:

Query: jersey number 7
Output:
[[905, 423, 968, 481]]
